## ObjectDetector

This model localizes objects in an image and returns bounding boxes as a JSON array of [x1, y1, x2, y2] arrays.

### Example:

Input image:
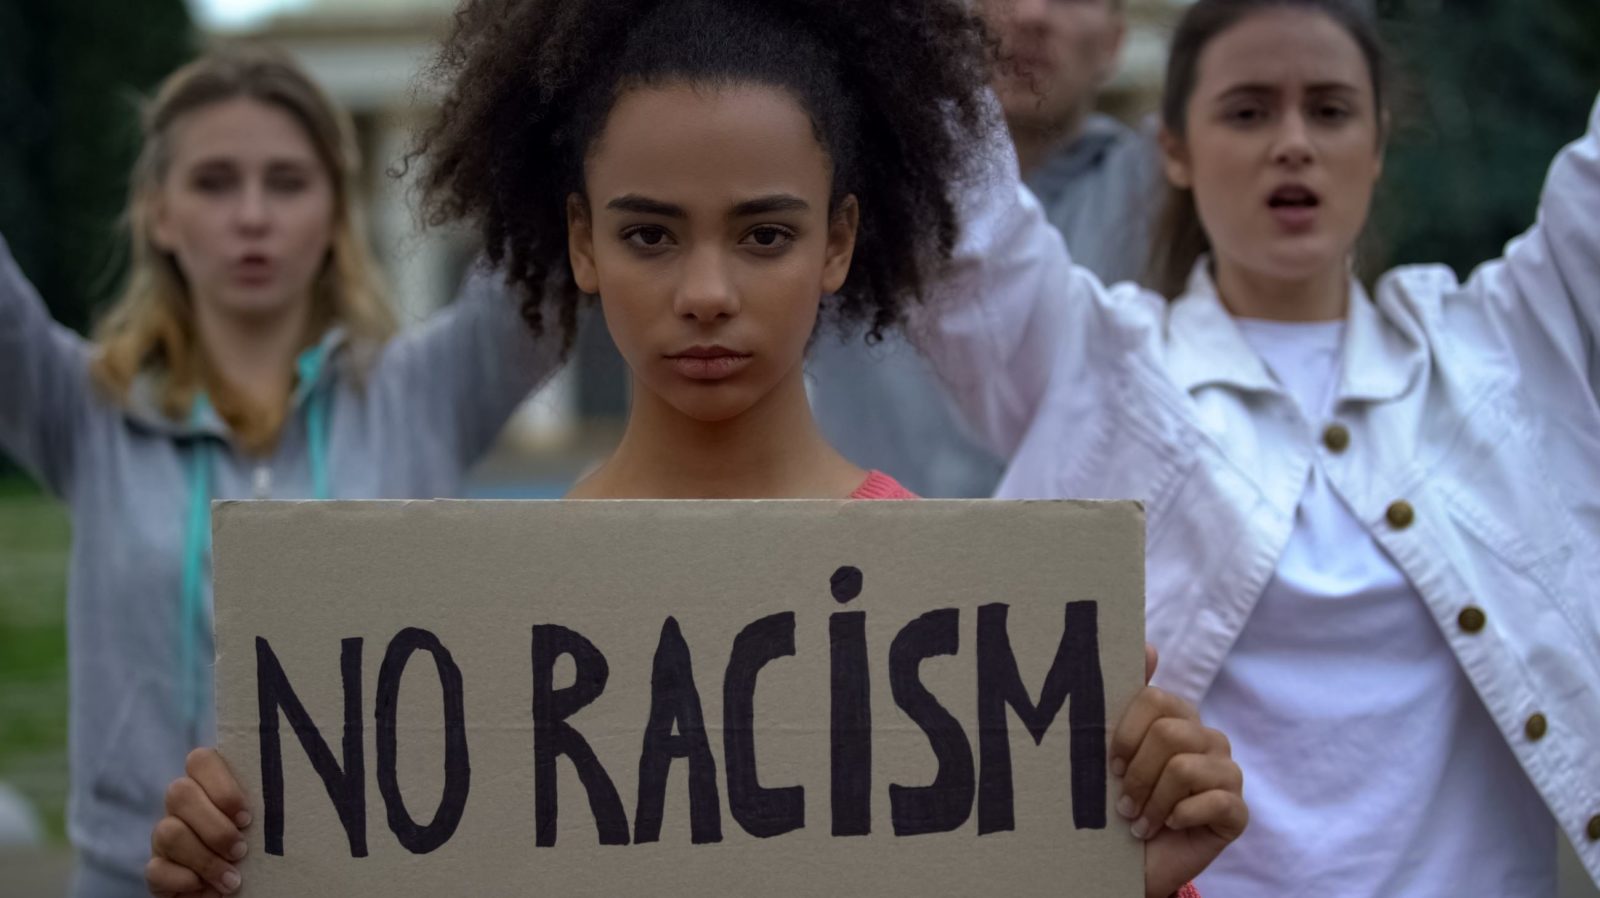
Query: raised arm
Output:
[[1464, 91, 1600, 397], [374, 263, 565, 468], [0, 234, 98, 496], [908, 99, 1137, 461]]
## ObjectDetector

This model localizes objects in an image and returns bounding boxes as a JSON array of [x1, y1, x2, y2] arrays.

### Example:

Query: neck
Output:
[[193, 297, 312, 410], [1213, 257, 1349, 323], [577, 366, 864, 499], [1009, 105, 1088, 178]]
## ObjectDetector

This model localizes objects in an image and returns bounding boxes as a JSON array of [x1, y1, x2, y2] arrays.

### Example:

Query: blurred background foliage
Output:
[[1373, 0, 1600, 275]]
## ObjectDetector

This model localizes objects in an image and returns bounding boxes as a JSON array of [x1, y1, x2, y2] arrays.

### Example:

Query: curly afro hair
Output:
[[411, 0, 993, 352]]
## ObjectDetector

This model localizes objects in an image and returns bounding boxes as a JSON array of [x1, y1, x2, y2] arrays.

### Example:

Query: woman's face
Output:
[[152, 97, 336, 325], [1162, 8, 1383, 285], [569, 82, 858, 424]]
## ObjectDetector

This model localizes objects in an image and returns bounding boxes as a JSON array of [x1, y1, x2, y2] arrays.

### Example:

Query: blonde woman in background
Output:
[[0, 44, 556, 897]]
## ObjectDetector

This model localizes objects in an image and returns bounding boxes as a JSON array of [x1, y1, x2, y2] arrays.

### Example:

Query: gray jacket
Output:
[[0, 235, 557, 878]]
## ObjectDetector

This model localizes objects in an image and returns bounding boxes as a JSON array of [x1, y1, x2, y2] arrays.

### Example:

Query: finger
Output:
[[146, 854, 205, 897], [1115, 714, 1212, 822], [166, 776, 247, 863], [1144, 643, 1158, 684], [186, 748, 252, 829], [1108, 686, 1198, 776], [146, 856, 225, 898], [151, 816, 242, 896], [1130, 752, 1241, 841], [1165, 788, 1250, 842]]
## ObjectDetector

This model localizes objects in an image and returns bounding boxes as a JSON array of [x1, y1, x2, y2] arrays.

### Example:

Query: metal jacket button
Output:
[[1525, 713, 1547, 742], [1323, 423, 1350, 453], [1386, 500, 1415, 529]]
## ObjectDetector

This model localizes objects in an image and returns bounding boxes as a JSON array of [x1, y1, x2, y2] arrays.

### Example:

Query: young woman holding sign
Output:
[[0, 45, 557, 897], [913, 0, 1600, 893], [145, 2, 1244, 897]]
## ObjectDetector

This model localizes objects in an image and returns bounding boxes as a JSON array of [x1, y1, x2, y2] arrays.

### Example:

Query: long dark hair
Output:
[[1145, 0, 1390, 298]]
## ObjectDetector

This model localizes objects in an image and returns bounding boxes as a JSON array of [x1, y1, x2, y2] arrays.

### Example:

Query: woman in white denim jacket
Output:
[[917, 0, 1600, 894]]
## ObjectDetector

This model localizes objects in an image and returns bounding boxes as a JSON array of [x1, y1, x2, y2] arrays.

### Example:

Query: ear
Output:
[[1158, 126, 1193, 190], [567, 194, 599, 295], [821, 195, 859, 295]]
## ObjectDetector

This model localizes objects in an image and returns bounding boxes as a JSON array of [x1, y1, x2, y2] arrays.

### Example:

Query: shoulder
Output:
[[1372, 262, 1474, 335], [1376, 262, 1463, 306]]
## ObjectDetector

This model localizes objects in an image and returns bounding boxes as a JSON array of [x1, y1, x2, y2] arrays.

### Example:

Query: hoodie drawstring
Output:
[[178, 395, 215, 733], [296, 347, 331, 500]]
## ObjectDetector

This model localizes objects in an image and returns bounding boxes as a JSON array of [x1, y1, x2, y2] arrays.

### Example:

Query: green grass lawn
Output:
[[0, 475, 70, 842]]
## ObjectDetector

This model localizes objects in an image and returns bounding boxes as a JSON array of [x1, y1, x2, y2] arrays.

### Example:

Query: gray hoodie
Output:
[[0, 235, 558, 880]]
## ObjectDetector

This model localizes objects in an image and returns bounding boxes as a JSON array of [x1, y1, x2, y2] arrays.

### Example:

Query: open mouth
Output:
[[1267, 185, 1321, 209], [1266, 185, 1321, 231]]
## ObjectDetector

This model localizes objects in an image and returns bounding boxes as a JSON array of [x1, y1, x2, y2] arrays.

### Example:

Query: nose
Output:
[[233, 180, 270, 234], [1272, 111, 1315, 168], [673, 246, 739, 323]]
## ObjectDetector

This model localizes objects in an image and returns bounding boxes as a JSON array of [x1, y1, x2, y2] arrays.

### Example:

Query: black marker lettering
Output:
[[256, 636, 366, 857], [976, 602, 1107, 833], [634, 617, 722, 844], [724, 612, 803, 838], [830, 609, 872, 836], [531, 625, 630, 846], [888, 609, 974, 836], [374, 628, 471, 854]]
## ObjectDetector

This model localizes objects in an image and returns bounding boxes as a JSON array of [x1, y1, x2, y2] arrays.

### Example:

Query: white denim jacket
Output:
[[916, 94, 1600, 880]]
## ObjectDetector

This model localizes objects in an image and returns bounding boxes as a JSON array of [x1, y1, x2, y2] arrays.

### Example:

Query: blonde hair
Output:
[[91, 43, 395, 450]]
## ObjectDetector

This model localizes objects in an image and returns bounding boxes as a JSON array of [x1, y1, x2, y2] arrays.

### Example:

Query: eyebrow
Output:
[[1216, 81, 1363, 100], [606, 195, 685, 218], [604, 193, 811, 219], [731, 195, 810, 217], [188, 156, 316, 172]]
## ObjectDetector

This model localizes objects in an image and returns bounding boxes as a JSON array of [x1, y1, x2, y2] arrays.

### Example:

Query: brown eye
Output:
[[741, 225, 796, 251], [193, 171, 236, 193], [1226, 104, 1266, 125], [267, 174, 309, 193], [623, 226, 673, 250]]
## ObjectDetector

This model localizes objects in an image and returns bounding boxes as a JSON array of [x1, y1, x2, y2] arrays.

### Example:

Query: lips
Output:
[[232, 253, 276, 285], [664, 345, 752, 381], [1266, 184, 1321, 232]]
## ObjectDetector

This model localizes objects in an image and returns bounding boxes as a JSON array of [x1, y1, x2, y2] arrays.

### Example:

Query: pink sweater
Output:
[[849, 469, 918, 499], [852, 471, 1205, 898]]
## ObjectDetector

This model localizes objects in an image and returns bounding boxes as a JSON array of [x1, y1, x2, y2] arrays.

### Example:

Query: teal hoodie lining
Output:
[[178, 344, 331, 733]]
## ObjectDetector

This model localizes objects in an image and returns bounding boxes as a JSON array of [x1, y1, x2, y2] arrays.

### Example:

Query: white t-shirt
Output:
[[1195, 317, 1554, 898]]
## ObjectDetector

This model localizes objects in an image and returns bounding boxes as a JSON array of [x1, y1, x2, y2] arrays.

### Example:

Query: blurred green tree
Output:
[[1375, 0, 1600, 276], [0, 0, 194, 336]]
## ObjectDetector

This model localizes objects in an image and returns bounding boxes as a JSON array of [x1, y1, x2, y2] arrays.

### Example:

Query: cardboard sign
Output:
[[213, 500, 1145, 896]]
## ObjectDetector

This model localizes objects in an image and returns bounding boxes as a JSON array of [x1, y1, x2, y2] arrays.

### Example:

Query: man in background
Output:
[[807, 0, 1159, 496]]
